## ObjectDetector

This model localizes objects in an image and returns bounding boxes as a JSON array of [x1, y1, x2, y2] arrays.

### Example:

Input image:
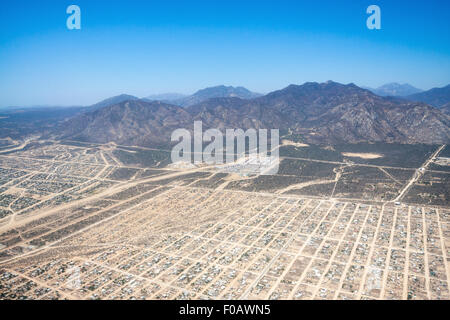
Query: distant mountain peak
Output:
[[365, 83, 423, 97], [143, 93, 188, 103], [89, 94, 139, 111], [174, 85, 262, 107], [193, 85, 259, 96]]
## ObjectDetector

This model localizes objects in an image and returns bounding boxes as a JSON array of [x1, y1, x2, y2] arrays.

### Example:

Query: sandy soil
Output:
[[342, 152, 383, 159], [281, 140, 309, 148]]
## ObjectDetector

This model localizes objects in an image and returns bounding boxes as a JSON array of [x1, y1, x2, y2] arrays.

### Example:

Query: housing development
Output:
[[0, 140, 448, 300]]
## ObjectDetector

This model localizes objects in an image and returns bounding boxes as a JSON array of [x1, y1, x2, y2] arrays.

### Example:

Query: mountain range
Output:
[[54, 81, 450, 146]]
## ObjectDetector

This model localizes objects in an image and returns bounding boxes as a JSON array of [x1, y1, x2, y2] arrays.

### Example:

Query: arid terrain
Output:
[[0, 140, 449, 300]]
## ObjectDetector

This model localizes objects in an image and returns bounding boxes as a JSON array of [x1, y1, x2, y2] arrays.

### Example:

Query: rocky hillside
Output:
[[56, 100, 191, 146]]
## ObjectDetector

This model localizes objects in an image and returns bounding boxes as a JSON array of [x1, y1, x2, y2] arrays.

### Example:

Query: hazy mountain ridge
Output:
[[405, 84, 450, 108], [364, 83, 423, 97], [84, 86, 261, 109], [89, 94, 140, 111], [143, 93, 188, 103]]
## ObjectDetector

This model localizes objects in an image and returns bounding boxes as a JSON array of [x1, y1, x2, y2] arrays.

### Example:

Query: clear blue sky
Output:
[[0, 0, 449, 107]]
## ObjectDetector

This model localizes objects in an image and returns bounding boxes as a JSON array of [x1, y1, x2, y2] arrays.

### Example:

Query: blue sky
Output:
[[0, 0, 449, 107]]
